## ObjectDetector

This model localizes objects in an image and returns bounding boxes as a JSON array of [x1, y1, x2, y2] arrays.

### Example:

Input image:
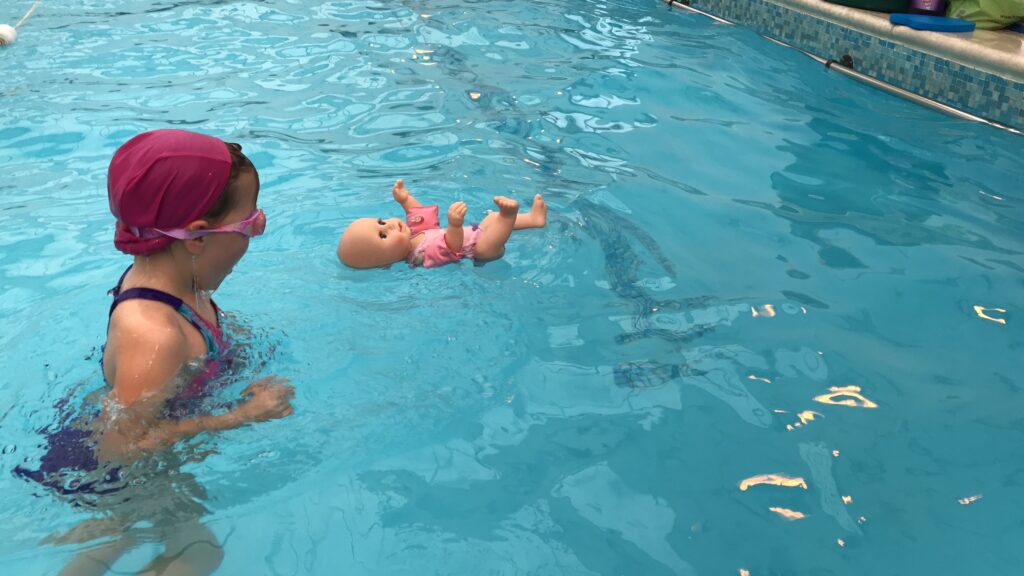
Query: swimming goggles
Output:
[[133, 209, 266, 240]]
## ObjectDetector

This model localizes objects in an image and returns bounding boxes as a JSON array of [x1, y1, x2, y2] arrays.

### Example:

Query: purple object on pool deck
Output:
[[890, 13, 977, 32], [908, 0, 946, 15]]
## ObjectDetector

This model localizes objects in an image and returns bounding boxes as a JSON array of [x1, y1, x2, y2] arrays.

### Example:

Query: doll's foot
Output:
[[493, 196, 520, 218], [528, 195, 547, 227], [512, 195, 547, 229], [392, 179, 410, 204]]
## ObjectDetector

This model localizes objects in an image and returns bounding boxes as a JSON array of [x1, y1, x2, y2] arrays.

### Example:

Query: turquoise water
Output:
[[1, 0, 1022, 573]]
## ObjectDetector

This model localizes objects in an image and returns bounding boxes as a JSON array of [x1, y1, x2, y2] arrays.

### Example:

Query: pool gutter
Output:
[[662, 0, 1022, 135]]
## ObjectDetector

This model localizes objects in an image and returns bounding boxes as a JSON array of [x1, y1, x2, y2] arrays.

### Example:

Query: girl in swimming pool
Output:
[[99, 129, 293, 460], [26, 129, 293, 575], [337, 179, 547, 269]]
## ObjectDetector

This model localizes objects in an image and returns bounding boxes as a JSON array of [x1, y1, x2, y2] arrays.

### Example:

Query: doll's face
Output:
[[337, 217, 411, 268]]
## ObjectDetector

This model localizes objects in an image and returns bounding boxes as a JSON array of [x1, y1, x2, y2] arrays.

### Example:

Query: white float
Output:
[[0, 24, 17, 46]]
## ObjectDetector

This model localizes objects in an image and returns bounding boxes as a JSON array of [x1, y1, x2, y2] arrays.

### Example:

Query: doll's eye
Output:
[[377, 219, 386, 225], [379, 232, 387, 239]]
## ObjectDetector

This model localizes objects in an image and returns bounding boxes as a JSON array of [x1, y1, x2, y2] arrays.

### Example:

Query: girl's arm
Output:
[[125, 377, 293, 454], [98, 315, 293, 461], [392, 179, 423, 213], [445, 201, 467, 253]]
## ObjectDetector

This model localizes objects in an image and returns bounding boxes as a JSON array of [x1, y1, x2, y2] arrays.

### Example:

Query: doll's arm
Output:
[[445, 201, 467, 253], [392, 179, 423, 212]]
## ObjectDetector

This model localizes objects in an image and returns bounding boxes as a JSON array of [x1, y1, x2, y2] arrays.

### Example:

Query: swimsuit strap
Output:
[[108, 266, 221, 356], [110, 286, 182, 316]]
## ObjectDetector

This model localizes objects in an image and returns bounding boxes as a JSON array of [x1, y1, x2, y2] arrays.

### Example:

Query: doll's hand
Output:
[[392, 179, 410, 205], [448, 201, 468, 227]]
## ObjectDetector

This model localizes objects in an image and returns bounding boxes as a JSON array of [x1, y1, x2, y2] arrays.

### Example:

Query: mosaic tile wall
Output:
[[672, 0, 1024, 129]]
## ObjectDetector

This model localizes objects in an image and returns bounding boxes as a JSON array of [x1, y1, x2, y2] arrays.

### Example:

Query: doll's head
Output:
[[337, 216, 411, 268]]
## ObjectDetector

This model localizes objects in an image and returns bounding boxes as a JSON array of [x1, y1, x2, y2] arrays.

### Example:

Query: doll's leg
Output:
[[393, 179, 423, 211], [474, 197, 519, 261], [513, 195, 547, 230]]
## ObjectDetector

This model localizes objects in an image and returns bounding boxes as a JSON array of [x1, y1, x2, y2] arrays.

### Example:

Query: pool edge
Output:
[[660, 0, 1024, 132]]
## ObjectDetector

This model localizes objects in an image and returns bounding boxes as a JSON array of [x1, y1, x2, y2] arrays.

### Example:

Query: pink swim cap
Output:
[[108, 129, 232, 255]]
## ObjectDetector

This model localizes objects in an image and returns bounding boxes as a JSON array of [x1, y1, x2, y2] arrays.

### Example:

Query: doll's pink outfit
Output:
[[405, 205, 483, 268]]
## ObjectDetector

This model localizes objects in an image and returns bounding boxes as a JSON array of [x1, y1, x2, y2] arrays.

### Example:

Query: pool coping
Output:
[[771, 0, 1024, 84]]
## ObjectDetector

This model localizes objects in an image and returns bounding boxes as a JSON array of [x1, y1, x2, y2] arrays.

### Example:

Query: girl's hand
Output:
[[448, 201, 467, 227], [239, 376, 295, 423], [392, 179, 410, 204]]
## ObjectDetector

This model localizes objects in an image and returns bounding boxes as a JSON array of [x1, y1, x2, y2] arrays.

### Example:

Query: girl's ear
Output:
[[182, 220, 209, 255], [183, 237, 206, 255]]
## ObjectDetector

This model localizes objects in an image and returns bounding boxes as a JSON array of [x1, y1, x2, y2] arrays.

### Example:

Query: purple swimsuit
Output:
[[13, 266, 231, 495], [105, 267, 231, 420]]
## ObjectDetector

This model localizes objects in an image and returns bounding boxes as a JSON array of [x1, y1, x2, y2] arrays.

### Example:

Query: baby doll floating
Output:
[[337, 180, 547, 269]]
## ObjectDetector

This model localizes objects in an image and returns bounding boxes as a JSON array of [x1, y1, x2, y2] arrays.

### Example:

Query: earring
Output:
[[191, 254, 201, 310]]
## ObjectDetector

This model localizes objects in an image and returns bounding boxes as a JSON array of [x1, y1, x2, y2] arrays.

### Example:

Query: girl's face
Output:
[[196, 168, 260, 291]]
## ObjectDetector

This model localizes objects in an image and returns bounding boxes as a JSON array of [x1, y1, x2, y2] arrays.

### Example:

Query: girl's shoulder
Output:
[[104, 304, 194, 405], [108, 297, 190, 337], [106, 301, 193, 366]]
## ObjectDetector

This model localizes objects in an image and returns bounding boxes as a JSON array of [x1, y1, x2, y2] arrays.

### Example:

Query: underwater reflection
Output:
[[738, 474, 807, 491], [739, 116, 1015, 270], [973, 305, 1007, 325], [768, 506, 808, 520], [812, 385, 878, 409]]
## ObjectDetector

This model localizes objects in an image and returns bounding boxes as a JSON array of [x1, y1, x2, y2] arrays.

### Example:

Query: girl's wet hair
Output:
[[203, 142, 257, 222]]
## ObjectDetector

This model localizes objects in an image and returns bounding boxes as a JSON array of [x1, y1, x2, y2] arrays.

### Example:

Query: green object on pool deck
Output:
[[948, 0, 1024, 30], [825, 0, 910, 11]]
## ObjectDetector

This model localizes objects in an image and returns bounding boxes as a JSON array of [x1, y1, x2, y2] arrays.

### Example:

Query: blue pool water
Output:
[[1, 0, 1022, 573]]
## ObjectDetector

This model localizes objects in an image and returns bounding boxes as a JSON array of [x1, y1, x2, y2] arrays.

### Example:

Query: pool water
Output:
[[2, 0, 1022, 574]]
